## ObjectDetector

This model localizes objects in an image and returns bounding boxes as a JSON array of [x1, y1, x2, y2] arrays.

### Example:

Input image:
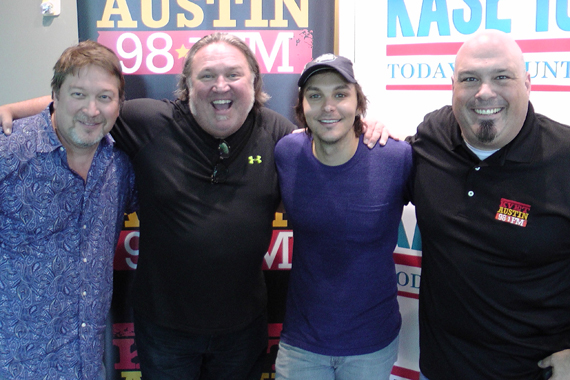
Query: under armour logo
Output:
[[248, 155, 262, 164]]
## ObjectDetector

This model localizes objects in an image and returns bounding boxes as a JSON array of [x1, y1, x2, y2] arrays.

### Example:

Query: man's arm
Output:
[[539, 349, 570, 380], [0, 95, 52, 135]]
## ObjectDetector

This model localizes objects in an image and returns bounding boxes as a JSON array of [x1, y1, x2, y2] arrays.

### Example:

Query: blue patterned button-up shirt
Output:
[[0, 106, 137, 379]]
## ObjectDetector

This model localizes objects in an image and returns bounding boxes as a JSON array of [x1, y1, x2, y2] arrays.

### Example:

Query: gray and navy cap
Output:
[[298, 54, 356, 87]]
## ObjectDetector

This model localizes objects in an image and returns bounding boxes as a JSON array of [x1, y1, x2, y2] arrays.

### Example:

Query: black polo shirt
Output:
[[410, 103, 570, 379]]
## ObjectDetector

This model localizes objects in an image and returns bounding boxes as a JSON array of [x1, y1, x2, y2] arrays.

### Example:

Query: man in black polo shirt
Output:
[[410, 30, 570, 379]]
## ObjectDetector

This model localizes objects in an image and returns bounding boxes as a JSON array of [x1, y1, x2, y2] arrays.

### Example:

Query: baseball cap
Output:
[[298, 54, 356, 87]]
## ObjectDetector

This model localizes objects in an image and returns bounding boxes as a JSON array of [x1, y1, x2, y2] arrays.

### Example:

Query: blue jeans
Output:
[[133, 312, 267, 380], [275, 336, 399, 380]]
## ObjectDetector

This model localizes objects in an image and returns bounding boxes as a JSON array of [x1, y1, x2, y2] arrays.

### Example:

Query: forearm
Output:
[[0, 95, 52, 134], [6, 95, 52, 119]]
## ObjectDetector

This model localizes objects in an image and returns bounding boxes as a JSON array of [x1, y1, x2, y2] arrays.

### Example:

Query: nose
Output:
[[323, 98, 335, 113], [475, 81, 496, 100], [83, 99, 100, 116], [213, 76, 229, 92]]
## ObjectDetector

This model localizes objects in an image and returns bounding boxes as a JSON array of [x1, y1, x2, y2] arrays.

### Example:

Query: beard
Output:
[[477, 120, 496, 143]]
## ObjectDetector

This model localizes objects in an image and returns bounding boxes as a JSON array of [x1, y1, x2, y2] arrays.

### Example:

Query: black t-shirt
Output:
[[112, 99, 295, 334], [410, 103, 570, 379]]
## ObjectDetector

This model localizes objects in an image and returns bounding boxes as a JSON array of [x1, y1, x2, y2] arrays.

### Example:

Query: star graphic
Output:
[[176, 44, 190, 59]]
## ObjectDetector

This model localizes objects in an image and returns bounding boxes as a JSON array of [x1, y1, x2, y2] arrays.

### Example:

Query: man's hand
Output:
[[362, 118, 397, 149], [0, 106, 14, 135], [0, 95, 53, 136], [539, 349, 570, 380]]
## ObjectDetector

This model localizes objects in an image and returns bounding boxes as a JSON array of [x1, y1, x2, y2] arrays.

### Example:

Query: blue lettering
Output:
[[399, 220, 422, 250], [526, 61, 570, 78], [388, 63, 400, 78], [562, 61, 570, 78], [401, 63, 415, 78], [453, 0, 482, 35], [418, 0, 451, 36], [556, 0, 570, 31], [433, 63, 447, 78], [388, 0, 415, 37], [485, 0, 511, 32], [419, 63, 432, 78], [397, 220, 410, 248], [411, 273, 422, 288], [397, 272, 410, 287], [536, 0, 549, 31], [543, 61, 558, 78], [411, 224, 422, 251], [526, 61, 540, 78]]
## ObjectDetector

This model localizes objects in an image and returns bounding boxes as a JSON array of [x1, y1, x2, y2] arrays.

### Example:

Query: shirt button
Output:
[[468, 191, 474, 197], [81, 323, 86, 328], [83, 258, 87, 263], [82, 225, 87, 229], [82, 291, 87, 297]]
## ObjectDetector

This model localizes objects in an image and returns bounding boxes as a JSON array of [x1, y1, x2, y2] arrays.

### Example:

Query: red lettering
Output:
[[113, 338, 139, 370]]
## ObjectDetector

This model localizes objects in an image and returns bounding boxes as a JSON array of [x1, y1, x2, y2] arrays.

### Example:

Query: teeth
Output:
[[213, 100, 231, 105], [475, 108, 501, 115], [320, 119, 340, 124], [78, 120, 100, 126]]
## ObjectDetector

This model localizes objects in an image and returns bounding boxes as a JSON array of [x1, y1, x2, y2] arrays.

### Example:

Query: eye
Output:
[[461, 77, 477, 83], [496, 75, 509, 80], [307, 93, 321, 99], [99, 94, 113, 102], [71, 92, 85, 98], [335, 92, 347, 98]]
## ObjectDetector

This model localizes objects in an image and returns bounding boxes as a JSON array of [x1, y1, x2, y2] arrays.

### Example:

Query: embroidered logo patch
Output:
[[248, 155, 262, 164], [495, 198, 531, 227]]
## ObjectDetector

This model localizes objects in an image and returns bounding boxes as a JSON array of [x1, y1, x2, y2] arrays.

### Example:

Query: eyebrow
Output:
[[457, 67, 514, 76], [305, 83, 351, 92], [199, 65, 244, 73]]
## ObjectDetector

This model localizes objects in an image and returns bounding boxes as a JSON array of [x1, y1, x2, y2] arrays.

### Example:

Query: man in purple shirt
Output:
[[0, 41, 137, 379]]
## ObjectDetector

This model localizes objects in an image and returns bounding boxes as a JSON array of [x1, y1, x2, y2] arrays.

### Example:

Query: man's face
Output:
[[452, 34, 531, 150], [53, 65, 120, 153], [303, 71, 359, 148], [189, 42, 255, 139]]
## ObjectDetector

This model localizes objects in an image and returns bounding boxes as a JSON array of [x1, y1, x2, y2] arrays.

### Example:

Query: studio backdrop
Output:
[[78, 1, 570, 380]]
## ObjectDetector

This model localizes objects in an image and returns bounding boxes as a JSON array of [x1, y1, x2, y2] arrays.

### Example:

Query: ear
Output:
[[524, 71, 531, 95], [52, 91, 58, 110]]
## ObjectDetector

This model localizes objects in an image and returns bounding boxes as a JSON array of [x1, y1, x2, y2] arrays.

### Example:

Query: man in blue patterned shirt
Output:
[[0, 41, 137, 379]]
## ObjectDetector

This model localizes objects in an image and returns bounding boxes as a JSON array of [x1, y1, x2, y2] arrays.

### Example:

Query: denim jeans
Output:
[[133, 312, 267, 380], [275, 335, 399, 380]]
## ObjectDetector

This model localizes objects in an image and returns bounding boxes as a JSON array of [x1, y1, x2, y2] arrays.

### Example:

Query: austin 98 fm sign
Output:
[[77, 0, 337, 121]]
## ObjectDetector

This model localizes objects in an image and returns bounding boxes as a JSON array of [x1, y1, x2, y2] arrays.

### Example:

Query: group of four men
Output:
[[1, 28, 570, 380]]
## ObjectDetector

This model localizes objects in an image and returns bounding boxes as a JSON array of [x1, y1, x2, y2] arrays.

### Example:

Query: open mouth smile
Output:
[[212, 100, 232, 110], [474, 107, 502, 115]]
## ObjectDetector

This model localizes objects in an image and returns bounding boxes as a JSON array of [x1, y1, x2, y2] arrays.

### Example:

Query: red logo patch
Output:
[[495, 198, 531, 227]]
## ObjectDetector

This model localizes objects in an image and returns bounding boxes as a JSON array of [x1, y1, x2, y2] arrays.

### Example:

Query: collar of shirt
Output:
[[450, 102, 537, 166]]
